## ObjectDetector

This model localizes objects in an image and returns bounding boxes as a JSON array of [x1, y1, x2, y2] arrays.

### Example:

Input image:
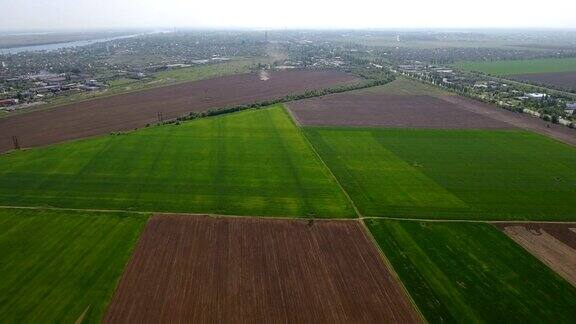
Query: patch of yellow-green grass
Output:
[[0, 208, 148, 323], [0, 105, 354, 218], [353, 77, 452, 96]]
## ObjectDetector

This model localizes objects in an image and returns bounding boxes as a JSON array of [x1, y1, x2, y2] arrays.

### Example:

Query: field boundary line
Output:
[[0, 205, 360, 221], [358, 219, 426, 323], [283, 102, 302, 126], [360, 215, 576, 224], [0, 205, 574, 225], [0, 205, 150, 215], [286, 106, 363, 219]]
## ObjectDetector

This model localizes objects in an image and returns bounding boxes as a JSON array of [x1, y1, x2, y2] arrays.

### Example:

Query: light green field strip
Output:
[[365, 219, 576, 323], [0, 105, 354, 218], [0, 208, 147, 323], [305, 128, 576, 220], [354, 76, 453, 96], [453, 57, 576, 75], [306, 130, 467, 216]]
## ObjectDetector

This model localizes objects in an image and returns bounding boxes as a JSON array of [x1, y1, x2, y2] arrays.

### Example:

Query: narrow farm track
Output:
[[1, 205, 575, 225]]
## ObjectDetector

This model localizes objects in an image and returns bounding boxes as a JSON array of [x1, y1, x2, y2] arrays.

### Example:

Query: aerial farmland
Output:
[[454, 57, 576, 91], [0, 70, 360, 153], [104, 215, 421, 323], [1, 14, 576, 324]]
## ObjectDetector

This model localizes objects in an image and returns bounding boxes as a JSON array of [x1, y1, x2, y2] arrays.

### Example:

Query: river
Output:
[[0, 34, 143, 54]]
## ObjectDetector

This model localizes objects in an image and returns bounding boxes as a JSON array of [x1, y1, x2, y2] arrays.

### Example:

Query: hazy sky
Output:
[[1, 0, 575, 30]]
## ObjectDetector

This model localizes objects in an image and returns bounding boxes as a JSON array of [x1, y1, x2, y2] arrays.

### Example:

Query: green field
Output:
[[153, 59, 257, 82], [332, 35, 530, 50], [0, 106, 353, 217], [306, 128, 576, 220], [366, 219, 576, 323], [453, 57, 576, 75], [354, 76, 452, 96], [0, 208, 147, 323]]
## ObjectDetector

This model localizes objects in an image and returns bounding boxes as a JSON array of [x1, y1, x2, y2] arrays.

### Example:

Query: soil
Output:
[[509, 72, 576, 91], [288, 86, 576, 146], [0, 70, 360, 153], [288, 94, 515, 129], [103, 215, 421, 323], [440, 95, 576, 146], [496, 223, 576, 287]]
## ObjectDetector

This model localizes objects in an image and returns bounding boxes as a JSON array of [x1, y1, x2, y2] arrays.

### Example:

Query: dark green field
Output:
[[306, 128, 576, 220], [365, 219, 576, 323], [453, 57, 576, 75], [0, 106, 353, 218], [0, 208, 147, 323]]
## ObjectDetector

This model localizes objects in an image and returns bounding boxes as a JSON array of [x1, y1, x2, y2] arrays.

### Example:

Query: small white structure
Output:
[[526, 93, 547, 99]]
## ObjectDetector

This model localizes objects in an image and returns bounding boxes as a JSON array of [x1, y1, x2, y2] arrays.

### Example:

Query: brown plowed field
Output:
[[0, 70, 360, 153], [288, 85, 576, 146], [496, 223, 576, 287], [509, 71, 576, 91], [288, 93, 515, 129], [440, 95, 576, 146], [104, 215, 421, 324]]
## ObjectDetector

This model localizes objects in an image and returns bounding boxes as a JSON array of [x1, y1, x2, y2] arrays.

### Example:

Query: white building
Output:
[[526, 93, 547, 99]]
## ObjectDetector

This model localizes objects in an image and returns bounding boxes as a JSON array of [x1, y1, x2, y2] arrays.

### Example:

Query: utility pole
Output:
[[12, 136, 20, 150]]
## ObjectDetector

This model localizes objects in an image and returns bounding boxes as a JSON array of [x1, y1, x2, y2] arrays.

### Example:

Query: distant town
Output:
[[1, 30, 575, 127]]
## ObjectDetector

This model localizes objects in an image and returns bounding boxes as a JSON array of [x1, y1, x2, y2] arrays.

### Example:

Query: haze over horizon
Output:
[[1, 0, 576, 31]]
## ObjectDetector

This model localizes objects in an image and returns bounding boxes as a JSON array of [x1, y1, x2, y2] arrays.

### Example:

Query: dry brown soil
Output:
[[0, 70, 360, 153], [509, 71, 576, 91], [287, 85, 576, 146], [288, 93, 515, 129], [103, 215, 421, 324], [496, 223, 576, 287]]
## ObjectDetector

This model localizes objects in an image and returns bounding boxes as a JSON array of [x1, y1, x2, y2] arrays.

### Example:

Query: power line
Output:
[[12, 136, 20, 150]]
